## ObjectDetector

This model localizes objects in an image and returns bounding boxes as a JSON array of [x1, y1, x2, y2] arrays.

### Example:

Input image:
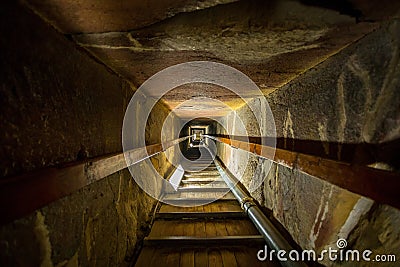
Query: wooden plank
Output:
[[180, 183, 227, 188], [184, 169, 217, 173], [179, 183, 225, 188], [166, 250, 181, 267], [183, 219, 196, 236], [0, 136, 190, 224], [181, 179, 224, 183], [155, 211, 246, 220], [214, 137, 400, 210], [215, 219, 229, 237], [209, 249, 223, 267], [234, 248, 249, 267], [198, 204, 205, 213], [175, 191, 233, 199], [178, 187, 230, 192], [184, 173, 220, 178], [134, 247, 157, 267], [194, 221, 207, 238], [225, 220, 259, 236], [159, 200, 240, 213], [212, 134, 400, 164], [221, 249, 238, 267], [162, 197, 236, 204], [144, 236, 265, 247], [149, 247, 170, 267], [149, 221, 187, 237], [149, 220, 170, 237], [162, 198, 235, 207], [205, 220, 218, 237], [159, 204, 195, 213], [180, 249, 195, 267], [210, 201, 242, 213], [195, 249, 208, 267]]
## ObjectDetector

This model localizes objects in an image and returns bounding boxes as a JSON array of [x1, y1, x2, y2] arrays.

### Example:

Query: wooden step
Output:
[[177, 187, 230, 192], [155, 211, 246, 220], [159, 200, 241, 213], [135, 246, 280, 267], [149, 219, 259, 237], [183, 167, 217, 172], [180, 182, 226, 188], [163, 191, 236, 201], [133, 154, 283, 267], [184, 172, 219, 177], [181, 178, 223, 183], [144, 235, 265, 246], [160, 198, 237, 206]]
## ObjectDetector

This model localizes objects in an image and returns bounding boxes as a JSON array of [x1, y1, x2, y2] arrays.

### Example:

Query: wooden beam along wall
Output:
[[211, 136, 400, 210], [0, 136, 190, 224]]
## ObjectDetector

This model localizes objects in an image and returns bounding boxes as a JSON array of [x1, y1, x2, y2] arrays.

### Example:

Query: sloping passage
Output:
[[134, 145, 280, 267]]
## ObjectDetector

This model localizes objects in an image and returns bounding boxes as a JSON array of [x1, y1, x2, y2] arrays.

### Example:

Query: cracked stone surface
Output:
[[24, 0, 240, 33], [23, 0, 381, 118], [1, 1, 400, 266], [0, 3, 181, 266], [217, 18, 400, 265]]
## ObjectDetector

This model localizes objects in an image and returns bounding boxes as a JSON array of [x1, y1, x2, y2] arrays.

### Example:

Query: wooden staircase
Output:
[[134, 146, 280, 267]]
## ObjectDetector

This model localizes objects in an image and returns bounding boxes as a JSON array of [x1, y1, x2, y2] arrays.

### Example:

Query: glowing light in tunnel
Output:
[[122, 61, 276, 206]]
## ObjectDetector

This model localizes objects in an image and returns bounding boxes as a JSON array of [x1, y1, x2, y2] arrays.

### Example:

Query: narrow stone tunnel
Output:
[[1, 0, 400, 266]]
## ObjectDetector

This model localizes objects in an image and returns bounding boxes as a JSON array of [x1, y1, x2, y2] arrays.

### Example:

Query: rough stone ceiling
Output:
[[24, 0, 399, 118]]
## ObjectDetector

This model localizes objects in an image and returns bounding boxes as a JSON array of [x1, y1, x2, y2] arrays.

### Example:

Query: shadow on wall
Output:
[[211, 134, 400, 169]]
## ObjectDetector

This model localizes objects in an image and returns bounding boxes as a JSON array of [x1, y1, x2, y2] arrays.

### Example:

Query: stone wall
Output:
[[0, 169, 154, 267], [147, 100, 183, 180], [217, 19, 400, 266], [0, 2, 133, 178], [0, 2, 176, 266]]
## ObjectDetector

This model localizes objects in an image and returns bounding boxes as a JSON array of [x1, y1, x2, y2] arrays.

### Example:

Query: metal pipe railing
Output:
[[214, 159, 307, 267]]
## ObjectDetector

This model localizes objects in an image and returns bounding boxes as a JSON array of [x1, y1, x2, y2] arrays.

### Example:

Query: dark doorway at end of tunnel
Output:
[[190, 128, 205, 143], [180, 118, 217, 161]]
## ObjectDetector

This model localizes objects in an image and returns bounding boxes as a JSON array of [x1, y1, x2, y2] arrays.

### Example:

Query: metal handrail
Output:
[[214, 159, 307, 267]]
